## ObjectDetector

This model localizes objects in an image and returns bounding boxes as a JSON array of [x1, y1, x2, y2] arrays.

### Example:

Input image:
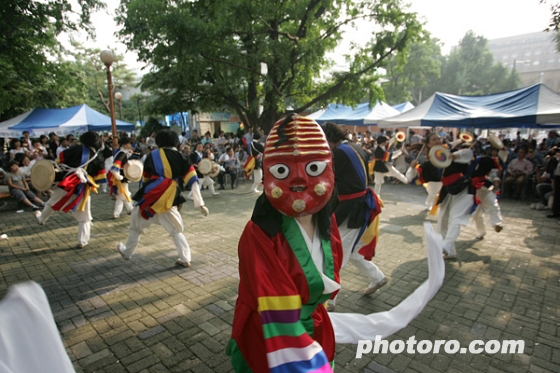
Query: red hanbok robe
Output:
[[228, 215, 343, 373]]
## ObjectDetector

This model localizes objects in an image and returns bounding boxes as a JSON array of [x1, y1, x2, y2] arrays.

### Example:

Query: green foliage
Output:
[[0, 0, 105, 120], [382, 36, 442, 105], [116, 0, 423, 130], [438, 31, 519, 96], [140, 116, 163, 138], [540, 1, 560, 51]]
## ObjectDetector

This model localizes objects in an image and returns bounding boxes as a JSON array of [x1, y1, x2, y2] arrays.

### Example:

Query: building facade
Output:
[[488, 31, 560, 91]]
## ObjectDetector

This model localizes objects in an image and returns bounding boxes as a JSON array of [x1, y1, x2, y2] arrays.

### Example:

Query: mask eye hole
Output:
[[269, 163, 290, 179], [306, 161, 327, 177]]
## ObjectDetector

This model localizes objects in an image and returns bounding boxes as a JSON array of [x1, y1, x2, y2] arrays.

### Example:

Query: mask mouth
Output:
[[290, 185, 307, 192]]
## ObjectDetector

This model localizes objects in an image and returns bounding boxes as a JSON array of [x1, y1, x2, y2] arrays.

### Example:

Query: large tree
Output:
[[0, 0, 105, 120], [437, 31, 519, 96], [116, 0, 423, 131], [382, 36, 442, 105]]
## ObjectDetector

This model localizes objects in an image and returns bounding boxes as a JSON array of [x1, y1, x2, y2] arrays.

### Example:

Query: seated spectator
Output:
[[532, 149, 558, 210], [56, 138, 69, 157], [218, 147, 239, 189], [546, 130, 560, 150], [202, 131, 213, 146], [47, 132, 59, 160], [9, 138, 26, 161], [30, 139, 47, 160], [503, 147, 534, 199], [21, 131, 32, 149], [4, 161, 44, 210], [17, 155, 35, 178]]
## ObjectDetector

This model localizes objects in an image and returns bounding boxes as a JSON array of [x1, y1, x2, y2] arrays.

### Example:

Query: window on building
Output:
[[502, 55, 508, 60], [533, 61, 540, 65], [524, 51, 531, 56], [535, 50, 542, 55]]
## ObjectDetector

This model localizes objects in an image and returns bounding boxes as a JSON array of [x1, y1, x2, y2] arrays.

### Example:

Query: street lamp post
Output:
[[115, 92, 123, 120], [100, 49, 119, 150]]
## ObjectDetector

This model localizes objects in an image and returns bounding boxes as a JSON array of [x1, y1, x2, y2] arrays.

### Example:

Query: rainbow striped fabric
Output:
[[258, 295, 332, 373]]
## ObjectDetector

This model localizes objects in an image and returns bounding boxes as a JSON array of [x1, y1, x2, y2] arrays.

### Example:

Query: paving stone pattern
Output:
[[0, 181, 558, 373]]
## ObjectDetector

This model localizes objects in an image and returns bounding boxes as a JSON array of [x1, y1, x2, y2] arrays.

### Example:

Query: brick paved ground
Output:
[[0, 180, 558, 373]]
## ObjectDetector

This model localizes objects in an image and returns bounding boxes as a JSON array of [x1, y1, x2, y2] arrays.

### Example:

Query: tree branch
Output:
[[200, 52, 263, 75], [293, 31, 409, 113]]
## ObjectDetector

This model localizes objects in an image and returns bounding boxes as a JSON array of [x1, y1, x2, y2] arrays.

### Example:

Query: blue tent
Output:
[[392, 102, 415, 113], [378, 84, 560, 129], [307, 102, 399, 126], [0, 104, 135, 137]]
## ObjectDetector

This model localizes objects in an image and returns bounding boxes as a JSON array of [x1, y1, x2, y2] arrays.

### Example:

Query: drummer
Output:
[[372, 136, 408, 195], [408, 133, 474, 259], [34, 131, 107, 249], [108, 136, 134, 219], [187, 143, 220, 198]]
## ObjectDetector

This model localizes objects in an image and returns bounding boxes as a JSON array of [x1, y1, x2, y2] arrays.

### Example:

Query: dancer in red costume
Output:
[[227, 116, 447, 373], [227, 114, 343, 373]]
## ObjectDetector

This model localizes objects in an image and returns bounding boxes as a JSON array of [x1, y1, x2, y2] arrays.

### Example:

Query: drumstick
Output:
[[414, 144, 425, 162]]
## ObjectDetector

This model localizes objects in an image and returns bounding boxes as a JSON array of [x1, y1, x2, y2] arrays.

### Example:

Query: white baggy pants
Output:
[[374, 166, 409, 195], [436, 188, 473, 256], [187, 175, 217, 198], [122, 206, 191, 263], [425, 182, 443, 210], [251, 169, 262, 192], [38, 187, 92, 246], [122, 182, 203, 263], [328, 218, 385, 306], [114, 183, 133, 217], [473, 187, 503, 236], [102, 157, 113, 193]]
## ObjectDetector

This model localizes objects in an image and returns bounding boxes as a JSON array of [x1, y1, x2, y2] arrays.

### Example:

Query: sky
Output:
[[72, 0, 554, 74]]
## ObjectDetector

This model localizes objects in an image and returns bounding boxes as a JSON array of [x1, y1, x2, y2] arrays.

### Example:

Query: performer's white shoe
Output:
[[364, 277, 388, 295], [117, 243, 130, 260], [34, 211, 43, 225], [442, 250, 457, 260], [212, 192, 220, 196], [252, 189, 261, 193], [475, 233, 485, 240], [176, 260, 191, 268]]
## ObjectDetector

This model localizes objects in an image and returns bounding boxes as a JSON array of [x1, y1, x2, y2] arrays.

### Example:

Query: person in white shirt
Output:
[[56, 138, 69, 157], [243, 127, 253, 145], [503, 147, 533, 198], [218, 147, 239, 189]]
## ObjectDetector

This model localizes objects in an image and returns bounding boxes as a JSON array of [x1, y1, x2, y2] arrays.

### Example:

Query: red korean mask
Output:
[[263, 115, 334, 217]]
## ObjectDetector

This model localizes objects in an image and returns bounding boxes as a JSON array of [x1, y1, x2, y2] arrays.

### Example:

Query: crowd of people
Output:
[[2, 119, 560, 372]]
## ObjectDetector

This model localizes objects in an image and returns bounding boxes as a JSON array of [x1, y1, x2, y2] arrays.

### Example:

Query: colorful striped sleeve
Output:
[[258, 295, 332, 373], [382, 151, 391, 162], [111, 159, 124, 173], [182, 165, 198, 188], [94, 169, 107, 184]]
